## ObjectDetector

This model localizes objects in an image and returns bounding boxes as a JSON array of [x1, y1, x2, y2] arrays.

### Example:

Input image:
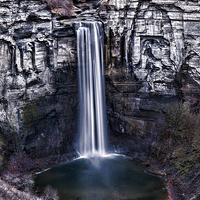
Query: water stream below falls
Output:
[[35, 155, 168, 200]]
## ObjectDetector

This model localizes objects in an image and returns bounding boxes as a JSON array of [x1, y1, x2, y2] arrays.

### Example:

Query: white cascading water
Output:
[[76, 21, 107, 157]]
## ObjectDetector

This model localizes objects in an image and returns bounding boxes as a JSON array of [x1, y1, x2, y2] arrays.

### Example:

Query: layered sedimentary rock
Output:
[[92, 0, 200, 155], [0, 0, 78, 166], [0, 0, 200, 175]]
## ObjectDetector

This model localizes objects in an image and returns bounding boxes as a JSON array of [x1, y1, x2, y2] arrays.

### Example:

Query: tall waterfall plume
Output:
[[76, 21, 107, 157]]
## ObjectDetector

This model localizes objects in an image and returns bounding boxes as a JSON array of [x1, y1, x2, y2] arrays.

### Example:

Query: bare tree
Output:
[[42, 185, 59, 200]]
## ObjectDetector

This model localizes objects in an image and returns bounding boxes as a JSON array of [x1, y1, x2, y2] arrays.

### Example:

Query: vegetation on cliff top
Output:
[[41, 0, 90, 17], [41, 0, 74, 16]]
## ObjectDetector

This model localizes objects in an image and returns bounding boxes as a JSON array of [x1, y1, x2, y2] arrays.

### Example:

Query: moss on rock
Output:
[[0, 134, 8, 171]]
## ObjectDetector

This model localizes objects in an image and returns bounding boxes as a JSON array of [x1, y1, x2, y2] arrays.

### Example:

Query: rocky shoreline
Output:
[[128, 155, 196, 200]]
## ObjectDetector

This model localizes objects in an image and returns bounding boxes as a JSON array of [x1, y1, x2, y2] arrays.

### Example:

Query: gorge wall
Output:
[[98, 0, 200, 156], [0, 0, 200, 172], [0, 0, 79, 169]]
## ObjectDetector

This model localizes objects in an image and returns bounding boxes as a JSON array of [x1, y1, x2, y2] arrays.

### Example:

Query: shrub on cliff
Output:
[[165, 101, 200, 143], [150, 99, 200, 179]]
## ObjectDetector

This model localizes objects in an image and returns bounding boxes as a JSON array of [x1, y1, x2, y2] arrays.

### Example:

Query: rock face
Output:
[[92, 0, 200, 156], [0, 0, 78, 165], [1, 0, 200, 198], [0, 0, 200, 175]]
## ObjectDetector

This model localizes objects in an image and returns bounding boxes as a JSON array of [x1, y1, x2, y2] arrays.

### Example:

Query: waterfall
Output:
[[76, 21, 107, 157]]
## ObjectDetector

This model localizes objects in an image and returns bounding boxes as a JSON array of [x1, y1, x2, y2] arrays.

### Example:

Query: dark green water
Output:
[[35, 155, 168, 200]]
